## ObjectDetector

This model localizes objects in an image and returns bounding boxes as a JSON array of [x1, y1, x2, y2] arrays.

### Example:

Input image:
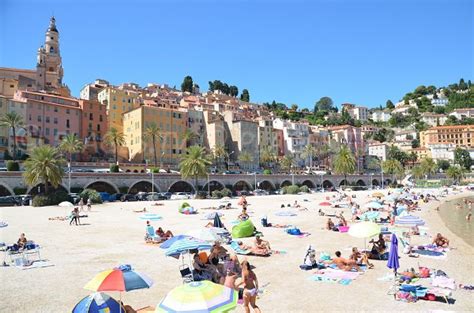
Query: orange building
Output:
[[420, 125, 474, 148], [78, 99, 108, 160]]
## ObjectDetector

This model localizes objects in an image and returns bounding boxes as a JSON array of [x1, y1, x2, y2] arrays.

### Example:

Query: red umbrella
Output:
[[319, 202, 332, 206]]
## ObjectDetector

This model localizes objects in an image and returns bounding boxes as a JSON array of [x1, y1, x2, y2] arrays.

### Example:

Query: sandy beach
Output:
[[1, 189, 473, 313]]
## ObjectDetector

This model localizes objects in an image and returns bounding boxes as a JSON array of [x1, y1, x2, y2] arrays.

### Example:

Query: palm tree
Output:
[[420, 157, 437, 178], [260, 146, 275, 169], [382, 159, 404, 183], [279, 154, 295, 173], [143, 122, 163, 167], [408, 152, 418, 167], [212, 144, 227, 170], [59, 134, 83, 165], [180, 129, 199, 148], [333, 146, 356, 187], [302, 144, 317, 169], [446, 166, 465, 184], [0, 111, 24, 160], [411, 165, 425, 184], [23, 145, 65, 194], [104, 127, 125, 164], [179, 145, 212, 191], [238, 151, 253, 171]]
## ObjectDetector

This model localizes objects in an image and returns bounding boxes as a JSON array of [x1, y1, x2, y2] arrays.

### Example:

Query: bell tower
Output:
[[36, 17, 64, 91]]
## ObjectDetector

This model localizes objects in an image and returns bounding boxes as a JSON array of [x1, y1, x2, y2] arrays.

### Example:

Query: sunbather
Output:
[[156, 227, 173, 239], [254, 235, 271, 251], [326, 218, 335, 230], [332, 251, 362, 272], [133, 208, 147, 213], [350, 247, 373, 268], [240, 260, 261, 313], [224, 270, 238, 290], [238, 208, 249, 221], [237, 241, 269, 256], [17, 233, 27, 249], [211, 241, 228, 259], [433, 233, 449, 247], [193, 253, 214, 281], [370, 234, 386, 254], [238, 195, 247, 207]]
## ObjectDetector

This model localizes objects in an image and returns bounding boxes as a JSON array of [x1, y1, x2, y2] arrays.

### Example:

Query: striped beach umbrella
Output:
[[165, 238, 212, 257], [73, 292, 123, 313], [84, 264, 154, 292], [395, 215, 425, 226], [156, 280, 238, 313]]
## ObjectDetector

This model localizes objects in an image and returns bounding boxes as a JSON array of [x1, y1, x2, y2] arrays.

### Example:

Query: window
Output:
[[45, 128, 50, 136], [88, 123, 92, 130], [66, 109, 70, 114], [97, 125, 101, 131], [89, 113, 93, 121], [29, 114, 31, 121], [53, 129, 58, 136], [54, 118, 58, 124], [46, 105, 50, 111], [99, 115, 103, 122], [37, 116, 42, 122], [66, 119, 70, 128], [54, 107, 58, 112], [46, 116, 50, 123]]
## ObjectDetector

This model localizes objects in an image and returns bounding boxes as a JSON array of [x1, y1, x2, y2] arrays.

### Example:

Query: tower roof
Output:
[[48, 16, 58, 32]]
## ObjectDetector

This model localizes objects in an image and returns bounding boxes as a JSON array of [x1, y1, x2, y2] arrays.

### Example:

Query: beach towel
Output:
[[275, 211, 297, 217], [230, 241, 251, 255], [0, 221, 7, 228], [297, 232, 311, 238], [19, 260, 54, 270]]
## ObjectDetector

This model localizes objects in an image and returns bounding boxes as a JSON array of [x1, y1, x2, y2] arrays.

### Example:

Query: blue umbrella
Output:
[[165, 238, 212, 257], [139, 213, 162, 221], [360, 211, 380, 221], [387, 233, 400, 275], [160, 235, 192, 249], [395, 215, 425, 226], [73, 292, 122, 313], [366, 202, 383, 209]]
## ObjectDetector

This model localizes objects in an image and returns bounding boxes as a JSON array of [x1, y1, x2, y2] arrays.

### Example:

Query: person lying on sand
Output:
[[133, 208, 147, 213], [332, 251, 362, 272], [156, 227, 173, 239], [433, 233, 449, 247], [350, 247, 373, 269]]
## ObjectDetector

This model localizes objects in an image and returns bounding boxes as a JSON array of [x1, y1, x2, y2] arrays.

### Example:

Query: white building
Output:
[[273, 118, 309, 166], [352, 106, 369, 122], [368, 143, 389, 161], [428, 143, 455, 162], [392, 105, 411, 116], [421, 113, 448, 127], [394, 129, 418, 141], [449, 108, 474, 120], [371, 110, 391, 122], [431, 98, 449, 106]]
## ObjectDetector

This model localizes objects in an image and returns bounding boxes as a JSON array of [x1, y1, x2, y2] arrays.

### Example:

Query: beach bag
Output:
[[286, 227, 301, 235]]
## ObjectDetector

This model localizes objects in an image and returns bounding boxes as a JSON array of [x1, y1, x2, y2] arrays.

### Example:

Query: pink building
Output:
[[328, 125, 365, 171], [14, 90, 81, 148]]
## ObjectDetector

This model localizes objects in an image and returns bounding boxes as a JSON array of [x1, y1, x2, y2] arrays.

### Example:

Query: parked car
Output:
[[170, 192, 192, 200], [0, 196, 17, 207], [108, 193, 124, 202], [21, 195, 33, 205], [98, 192, 111, 202], [135, 192, 149, 201], [121, 194, 138, 202], [253, 189, 269, 196]]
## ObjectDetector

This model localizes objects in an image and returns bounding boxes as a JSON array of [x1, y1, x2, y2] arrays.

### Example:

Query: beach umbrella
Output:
[[84, 264, 154, 292], [360, 211, 380, 221], [348, 221, 381, 250], [365, 202, 383, 209], [372, 192, 384, 198], [395, 215, 425, 226], [59, 201, 74, 207], [156, 280, 238, 313], [139, 213, 162, 221], [319, 202, 332, 206], [73, 292, 123, 313], [165, 238, 212, 257], [204, 212, 223, 220], [213, 214, 225, 228], [387, 233, 400, 275], [384, 195, 397, 202], [160, 235, 192, 249], [186, 228, 220, 242]]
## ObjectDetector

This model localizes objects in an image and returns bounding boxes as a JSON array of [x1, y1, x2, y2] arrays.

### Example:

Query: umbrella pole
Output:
[[119, 292, 122, 313]]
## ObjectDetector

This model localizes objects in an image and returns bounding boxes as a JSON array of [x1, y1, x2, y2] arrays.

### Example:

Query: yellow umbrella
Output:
[[348, 221, 381, 250], [372, 192, 384, 198]]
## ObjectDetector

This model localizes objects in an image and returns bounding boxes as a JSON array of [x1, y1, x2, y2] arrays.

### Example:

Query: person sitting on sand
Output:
[[254, 234, 271, 252], [156, 227, 173, 239], [224, 254, 241, 275], [326, 218, 335, 230], [211, 241, 228, 259], [368, 234, 386, 259], [318, 209, 325, 216], [337, 214, 347, 227], [332, 251, 361, 272], [192, 253, 214, 281], [433, 233, 449, 247], [17, 233, 27, 249], [293, 200, 301, 208], [350, 247, 373, 269], [224, 270, 238, 289], [238, 208, 249, 221], [466, 212, 472, 221]]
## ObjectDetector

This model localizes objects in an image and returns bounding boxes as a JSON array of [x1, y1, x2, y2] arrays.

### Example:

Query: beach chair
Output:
[[179, 264, 194, 283], [145, 226, 164, 244], [23, 241, 41, 262]]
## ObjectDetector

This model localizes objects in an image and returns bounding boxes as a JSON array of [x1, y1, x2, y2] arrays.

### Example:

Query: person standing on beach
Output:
[[87, 198, 92, 211], [240, 260, 261, 313], [78, 198, 84, 212], [70, 207, 80, 226]]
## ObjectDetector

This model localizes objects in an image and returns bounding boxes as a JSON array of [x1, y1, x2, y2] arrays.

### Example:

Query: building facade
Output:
[[421, 125, 474, 148]]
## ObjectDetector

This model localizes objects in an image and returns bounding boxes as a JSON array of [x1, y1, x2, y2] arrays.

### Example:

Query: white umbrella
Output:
[[59, 201, 74, 207], [186, 228, 220, 242]]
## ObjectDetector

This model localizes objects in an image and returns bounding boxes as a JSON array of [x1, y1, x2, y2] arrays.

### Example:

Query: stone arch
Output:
[[128, 180, 160, 194], [27, 183, 68, 195], [203, 180, 225, 193], [258, 180, 275, 191], [356, 179, 366, 186], [322, 180, 334, 189], [0, 183, 13, 196], [339, 179, 349, 187], [84, 180, 119, 194], [384, 179, 392, 186], [372, 179, 380, 186], [168, 181, 195, 193], [233, 180, 252, 192], [280, 180, 292, 188], [301, 180, 315, 188]]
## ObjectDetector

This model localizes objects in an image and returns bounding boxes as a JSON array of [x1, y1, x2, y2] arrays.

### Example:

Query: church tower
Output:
[[36, 17, 64, 92]]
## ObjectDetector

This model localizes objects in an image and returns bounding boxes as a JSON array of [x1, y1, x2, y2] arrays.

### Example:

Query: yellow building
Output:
[[0, 96, 8, 155], [123, 105, 188, 167], [0, 78, 19, 98], [421, 125, 474, 148], [98, 86, 140, 132]]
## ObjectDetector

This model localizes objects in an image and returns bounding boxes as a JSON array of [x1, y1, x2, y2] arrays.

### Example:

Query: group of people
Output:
[[325, 213, 348, 231], [237, 235, 272, 255], [192, 241, 261, 313]]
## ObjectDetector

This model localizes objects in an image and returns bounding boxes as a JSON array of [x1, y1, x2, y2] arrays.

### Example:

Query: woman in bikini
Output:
[[240, 260, 261, 313]]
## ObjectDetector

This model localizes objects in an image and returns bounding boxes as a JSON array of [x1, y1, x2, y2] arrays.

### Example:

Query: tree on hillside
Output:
[[279, 154, 295, 173], [420, 157, 437, 178], [411, 165, 424, 180], [436, 160, 450, 172], [181, 76, 194, 93], [180, 129, 199, 148], [260, 146, 276, 169], [388, 146, 409, 166], [454, 147, 472, 170], [212, 144, 227, 170], [0, 111, 24, 160], [333, 146, 356, 187], [229, 85, 239, 97], [459, 78, 467, 90], [23, 145, 65, 194], [238, 151, 253, 171], [386, 100, 394, 110], [240, 89, 250, 102], [302, 144, 317, 168], [314, 97, 334, 113]]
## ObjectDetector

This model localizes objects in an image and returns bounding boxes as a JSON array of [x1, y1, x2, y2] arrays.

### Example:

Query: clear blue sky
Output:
[[1, 0, 472, 109]]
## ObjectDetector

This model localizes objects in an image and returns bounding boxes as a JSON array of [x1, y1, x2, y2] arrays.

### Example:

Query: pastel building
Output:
[[428, 143, 455, 162], [273, 118, 309, 166], [421, 113, 447, 127], [371, 110, 391, 122], [420, 125, 474, 148], [98, 86, 140, 133], [78, 99, 108, 160], [368, 143, 389, 161]]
